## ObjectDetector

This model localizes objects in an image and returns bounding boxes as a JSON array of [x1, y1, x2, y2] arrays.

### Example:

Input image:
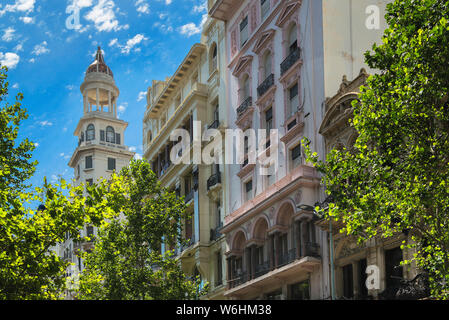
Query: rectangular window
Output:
[[265, 107, 273, 147], [385, 247, 403, 289], [291, 144, 302, 168], [245, 180, 253, 201], [343, 264, 354, 299], [85, 155, 93, 169], [240, 16, 249, 48], [289, 83, 299, 116], [100, 130, 105, 142], [86, 226, 94, 239], [115, 133, 121, 145], [108, 158, 116, 171], [216, 251, 223, 286], [289, 280, 310, 300], [261, 0, 270, 19]]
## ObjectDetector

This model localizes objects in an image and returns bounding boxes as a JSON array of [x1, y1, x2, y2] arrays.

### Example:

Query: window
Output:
[[343, 264, 354, 298], [216, 251, 223, 286], [245, 180, 253, 201], [289, 280, 310, 300], [76, 164, 80, 178], [265, 107, 273, 135], [86, 226, 94, 239], [240, 16, 249, 48], [242, 74, 250, 101], [288, 24, 298, 55], [100, 130, 105, 142], [385, 247, 403, 289], [86, 124, 95, 141], [289, 83, 299, 116], [263, 51, 272, 79], [261, 0, 270, 19], [291, 144, 301, 168], [108, 158, 116, 171], [358, 259, 368, 298], [266, 164, 275, 186], [214, 104, 219, 122], [211, 45, 218, 71], [85, 155, 93, 169], [106, 126, 115, 143], [115, 133, 121, 145]]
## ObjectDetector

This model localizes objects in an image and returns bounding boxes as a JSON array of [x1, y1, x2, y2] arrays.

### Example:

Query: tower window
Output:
[[86, 124, 95, 141], [245, 180, 253, 201], [106, 126, 115, 143], [108, 158, 116, 171], [85, 155, 93, 169]]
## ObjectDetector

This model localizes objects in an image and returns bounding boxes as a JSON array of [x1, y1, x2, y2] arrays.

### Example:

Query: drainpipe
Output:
[[329, 217, 336, 300]]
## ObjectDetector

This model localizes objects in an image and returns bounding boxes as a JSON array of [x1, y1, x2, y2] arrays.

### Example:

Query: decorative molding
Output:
[[252, 29, 276, 55], [275, 0, 302, 28]]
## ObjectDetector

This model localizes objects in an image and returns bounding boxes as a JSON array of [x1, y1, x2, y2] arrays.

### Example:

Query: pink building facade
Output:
[[210, 0, 329, 299]]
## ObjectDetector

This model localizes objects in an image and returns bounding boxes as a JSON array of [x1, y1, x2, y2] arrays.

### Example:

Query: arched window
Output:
[[147, 130, 152, 144], [106, 126, 115, 143], [288, 24, 298, 55], [263, 51, 272, 79], [86, 124, 95, 141]]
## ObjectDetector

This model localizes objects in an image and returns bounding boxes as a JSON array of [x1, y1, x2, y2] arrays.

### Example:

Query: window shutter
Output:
[[100, 130, 105, 141], [115, 133, 121, 145]]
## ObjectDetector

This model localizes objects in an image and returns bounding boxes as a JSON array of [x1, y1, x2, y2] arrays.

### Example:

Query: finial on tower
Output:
[[86, 46, 113, 78]]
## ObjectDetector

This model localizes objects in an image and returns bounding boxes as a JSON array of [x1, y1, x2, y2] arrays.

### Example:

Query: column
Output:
[[251, 245, 256, 279], [96, 88, 100, 111], [274, 232, 280, 268], [295, 221, 301, 258], [300, 221, 307, 257], [268, 235, 274, 270], [227, 257, 232, 288], [108, 91, 112, 113], [114, 101, 117, 118], [83, 93, 87, 113], [245, 247, 251, 280]]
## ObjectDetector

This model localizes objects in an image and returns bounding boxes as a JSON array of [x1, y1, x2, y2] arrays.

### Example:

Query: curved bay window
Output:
[[106, 126, 115, 143], [86, 124, 95, 141]]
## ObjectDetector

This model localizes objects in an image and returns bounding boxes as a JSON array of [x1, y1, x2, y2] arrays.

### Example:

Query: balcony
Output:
[[237, 96, 252, 116], [257, 74, 274, 99], [281, 47, 301, 76], [209, 0, 240, 21], [226, 242, 320, 294], [207, 172, 221, 191]]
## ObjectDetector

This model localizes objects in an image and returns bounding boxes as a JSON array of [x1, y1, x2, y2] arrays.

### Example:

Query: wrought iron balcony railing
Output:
[[281, 47, 301, 76], [207, 119, 220, 130], [304, 242, 320, 257], [237, 96, 252, 116], [278, 248, 297, 267], [207, 172, 221, 190], [257, 74, 274, 98], [254, 261, 270, 278], [229, 271, 248, 289]]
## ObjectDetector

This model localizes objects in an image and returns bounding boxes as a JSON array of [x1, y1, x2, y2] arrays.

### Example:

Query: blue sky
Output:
[[0, 0, 207, 189]]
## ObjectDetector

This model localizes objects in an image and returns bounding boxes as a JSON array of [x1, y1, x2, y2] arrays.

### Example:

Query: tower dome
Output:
[[86, 46, 114, 78]]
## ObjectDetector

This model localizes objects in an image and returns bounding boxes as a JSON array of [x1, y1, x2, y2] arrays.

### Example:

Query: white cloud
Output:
[[129, 146, 137, 152], [178, 13, 207, 37], [59, 153, 71, 160], [165, 0, 172, 4], [85, 0, 128, 32], [0, 52, 20, 69], [109, 34, 148, 54], [14, 43, 23, 52], [135, 0, 150, 14], [34, 142, 39, 147], [19, 16, 33, 23], [0, 0, 36, 16], [32, 41, 50, 56], [117, 102, 128, 116], [28, 58, 35, 63], [137, 91, 147, 102], [12, 83, 19, 89], [38, 120, 53, 127], [193, 1, 207, 13], [134, 153, 142, 160], [2, 28, 15, 42], [179, 23, 201, 37], [154, 22, 173, 33]]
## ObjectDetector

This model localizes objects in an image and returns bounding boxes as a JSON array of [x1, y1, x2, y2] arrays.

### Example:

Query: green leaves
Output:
[[76, 160, 204, 300], [303, 0, 449, 299]]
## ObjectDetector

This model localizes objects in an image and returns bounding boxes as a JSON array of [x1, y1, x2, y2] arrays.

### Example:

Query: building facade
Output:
[[210, 0, 328, 300], [55, 47, 134, 297], [142, 17, 228, 299]]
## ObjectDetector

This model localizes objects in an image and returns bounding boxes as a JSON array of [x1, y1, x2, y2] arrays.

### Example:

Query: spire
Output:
[[86, 46, 113, 78], [95, 46, 105, 64]]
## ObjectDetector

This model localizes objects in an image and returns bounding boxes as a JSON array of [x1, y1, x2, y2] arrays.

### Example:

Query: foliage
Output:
[[0, 66, 109, 299], [75, 159, 205, 300], [303, 0, 449, 299]]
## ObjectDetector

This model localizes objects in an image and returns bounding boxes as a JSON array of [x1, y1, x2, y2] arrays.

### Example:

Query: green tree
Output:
[[303, 0, 449, 299], [0, 66, 109, 299], [76, 159, 205, 300]]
